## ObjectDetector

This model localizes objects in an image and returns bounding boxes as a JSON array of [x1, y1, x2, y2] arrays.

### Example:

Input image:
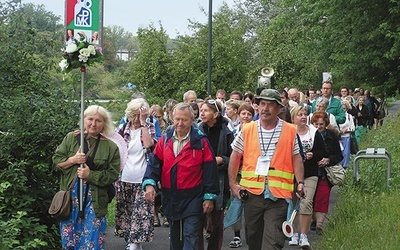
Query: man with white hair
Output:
[[288, 88, 301, 104], [183, 90, 197, 104]]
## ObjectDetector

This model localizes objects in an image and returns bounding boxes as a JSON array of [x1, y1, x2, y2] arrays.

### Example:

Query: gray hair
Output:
[[173, 103, 195, 121], [316, 97, 329, 109], [342, 100, 351, 110], [164, 99, 179, 112], [131, 92, 146, 100], [183, 90, 197, 101], [84, 105, 114, 135], [125, 98, 150, 120]]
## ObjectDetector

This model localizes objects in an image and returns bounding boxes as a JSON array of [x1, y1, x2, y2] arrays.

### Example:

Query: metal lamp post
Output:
[[207, 0, 212, 97], [319, 16, 329, 81]]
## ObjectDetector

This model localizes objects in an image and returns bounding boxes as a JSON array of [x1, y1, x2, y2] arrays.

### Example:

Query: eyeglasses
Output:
[[207, 99, 220, 113]]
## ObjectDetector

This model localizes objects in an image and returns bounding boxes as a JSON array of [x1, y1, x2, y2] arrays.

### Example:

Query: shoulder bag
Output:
[[324, 164, 345, 186], [350, 131, 359, 155], [48, 175, 77, 220]]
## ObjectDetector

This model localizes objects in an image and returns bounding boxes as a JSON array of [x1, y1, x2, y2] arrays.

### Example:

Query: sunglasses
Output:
[[207, 99, 220, 113]]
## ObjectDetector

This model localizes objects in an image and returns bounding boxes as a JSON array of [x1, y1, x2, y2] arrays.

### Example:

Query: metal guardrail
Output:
[[353, 148, 391, 190]]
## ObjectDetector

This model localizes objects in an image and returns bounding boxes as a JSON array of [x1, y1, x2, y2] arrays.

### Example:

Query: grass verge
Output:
[[315, 111, 400, 249]]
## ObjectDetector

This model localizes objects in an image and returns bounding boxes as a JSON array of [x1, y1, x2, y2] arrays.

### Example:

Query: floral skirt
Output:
[[114, 181, 154, 243], [60, 179, 106, 250]]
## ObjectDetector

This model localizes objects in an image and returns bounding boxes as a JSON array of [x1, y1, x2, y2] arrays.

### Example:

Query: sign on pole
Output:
[[65, 0, 103, 46], [322, 72, 332, 82]]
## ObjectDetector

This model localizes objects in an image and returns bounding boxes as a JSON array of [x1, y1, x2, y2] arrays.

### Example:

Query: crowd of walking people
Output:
[[53, 80, 386, 249]]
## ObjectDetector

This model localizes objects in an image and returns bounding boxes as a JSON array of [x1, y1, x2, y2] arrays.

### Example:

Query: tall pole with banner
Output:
[[64, 0, 104, 217]]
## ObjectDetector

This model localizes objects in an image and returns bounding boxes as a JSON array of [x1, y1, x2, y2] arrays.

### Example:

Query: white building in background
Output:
[[116, 49, 131, 61], [116, 49, 138, 61]]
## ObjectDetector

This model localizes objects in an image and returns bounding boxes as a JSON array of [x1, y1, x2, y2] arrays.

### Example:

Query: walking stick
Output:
[[79, 66, 86, 218]]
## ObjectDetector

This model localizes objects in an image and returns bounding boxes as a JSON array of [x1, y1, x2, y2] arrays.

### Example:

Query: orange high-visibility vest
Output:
[[240, 121, 296, 198]]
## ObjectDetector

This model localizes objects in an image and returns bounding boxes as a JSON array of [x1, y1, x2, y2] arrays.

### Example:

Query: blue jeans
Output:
[[340, 136, 351, 168], [169, 215, 201, 250]]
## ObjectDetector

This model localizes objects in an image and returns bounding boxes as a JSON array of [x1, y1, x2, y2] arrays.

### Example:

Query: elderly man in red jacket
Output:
[[143, 102, 219, 250]]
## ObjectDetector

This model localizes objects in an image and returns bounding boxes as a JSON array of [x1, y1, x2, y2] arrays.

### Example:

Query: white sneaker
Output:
[[299, 234, 310, 249], [229, 236, 242, 248], [288, 233, 299, 246], [128, 243, 143, 250]]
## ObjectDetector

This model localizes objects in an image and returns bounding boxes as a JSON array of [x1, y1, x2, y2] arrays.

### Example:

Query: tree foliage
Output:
[[125, 3, 259, 105], [260, 0, 400, 94], [103, 25, 136, 71], [0, 1, 78, 248], [125, 24, 175, 105]]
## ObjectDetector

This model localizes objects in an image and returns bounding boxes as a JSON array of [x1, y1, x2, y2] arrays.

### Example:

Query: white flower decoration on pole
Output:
[[65, 43, 79, 54], [59, 33, 104, 73], [59, 59, 69, 71]]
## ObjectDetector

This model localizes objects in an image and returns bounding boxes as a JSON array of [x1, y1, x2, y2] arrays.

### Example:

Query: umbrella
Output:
[[102, 132, 128, 170]]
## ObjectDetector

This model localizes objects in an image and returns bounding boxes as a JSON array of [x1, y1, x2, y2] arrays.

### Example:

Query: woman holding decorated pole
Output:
[[53, 105, 120, 249]]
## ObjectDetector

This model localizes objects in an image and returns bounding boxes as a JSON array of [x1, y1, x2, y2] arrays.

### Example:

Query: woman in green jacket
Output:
[[53, 105, 120, 249]]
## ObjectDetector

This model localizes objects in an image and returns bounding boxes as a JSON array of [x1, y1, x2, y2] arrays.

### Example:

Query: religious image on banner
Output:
[[91, 31, 99, 45], [66, 29, 74, 45]]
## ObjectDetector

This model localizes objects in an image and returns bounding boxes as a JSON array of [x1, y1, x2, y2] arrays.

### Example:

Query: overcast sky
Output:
[[26, 0, 235, 38]]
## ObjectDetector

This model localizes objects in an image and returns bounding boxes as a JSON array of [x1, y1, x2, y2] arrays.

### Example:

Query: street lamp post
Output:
[[207, 0, 212, 97], [319, 16, 329, 80]]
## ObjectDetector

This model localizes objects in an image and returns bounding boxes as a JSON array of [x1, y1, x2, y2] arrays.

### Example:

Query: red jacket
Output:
[[143, 124, 219, 220]]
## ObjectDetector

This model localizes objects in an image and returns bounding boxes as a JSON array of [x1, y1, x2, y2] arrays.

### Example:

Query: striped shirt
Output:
[[232, 119, 299, 157]]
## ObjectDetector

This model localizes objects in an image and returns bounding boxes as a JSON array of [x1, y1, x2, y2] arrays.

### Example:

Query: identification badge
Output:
[[255, 155, 271, 176]]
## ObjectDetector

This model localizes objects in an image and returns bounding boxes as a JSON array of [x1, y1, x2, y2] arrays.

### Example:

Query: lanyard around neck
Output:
[[259, 119, 277, 156]]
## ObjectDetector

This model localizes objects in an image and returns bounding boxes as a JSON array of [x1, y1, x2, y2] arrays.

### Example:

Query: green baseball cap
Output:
[[255, 89, 284, 106]]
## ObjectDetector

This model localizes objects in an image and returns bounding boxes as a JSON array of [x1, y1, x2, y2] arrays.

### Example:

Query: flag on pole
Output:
[[65, 0, 103, 46]]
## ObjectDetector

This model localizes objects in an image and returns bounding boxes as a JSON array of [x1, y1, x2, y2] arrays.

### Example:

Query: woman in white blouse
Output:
[[116, 98, 156, 250]]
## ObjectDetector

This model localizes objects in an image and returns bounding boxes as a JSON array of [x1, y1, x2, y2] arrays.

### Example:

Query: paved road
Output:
[[105, 187, 338, 250], [105, 100, 400, 249], [387, 99, 400, 117]]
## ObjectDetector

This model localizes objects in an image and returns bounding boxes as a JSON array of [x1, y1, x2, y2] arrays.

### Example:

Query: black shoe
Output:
[[310, 221, 316, 231]]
